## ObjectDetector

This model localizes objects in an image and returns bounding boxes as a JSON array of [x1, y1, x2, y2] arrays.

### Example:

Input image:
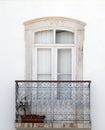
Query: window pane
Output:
[[58, 49, 72, 74], [56, 30, 74, 44], [37, 74, 51, 80], [35, 30, 53, 44], [58, 74, 71, 80], [37, 48, 51, 74], [37, 48, 51, 99]]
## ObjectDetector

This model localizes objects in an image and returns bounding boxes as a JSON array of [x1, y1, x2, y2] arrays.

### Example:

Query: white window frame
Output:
[[32, 45, 76, 80], [24, 17, 86, 80], [32, 28, 76, 80]]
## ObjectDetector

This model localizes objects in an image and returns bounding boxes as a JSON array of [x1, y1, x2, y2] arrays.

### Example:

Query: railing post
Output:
[[15, 81, 19, 122], [89, 81, 91, 123]]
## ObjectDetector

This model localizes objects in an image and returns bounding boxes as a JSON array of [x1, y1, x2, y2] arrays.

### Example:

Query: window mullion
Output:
[[32, 47, 37, 80], [51, 48, 54, 80], [53, 29, 56, 45], [71, 47, 76, 80], [53, 47, 57, 80]]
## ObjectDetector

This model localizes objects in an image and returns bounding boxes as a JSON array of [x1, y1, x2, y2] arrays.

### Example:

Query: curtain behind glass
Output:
[[57, 49, 72, 80], [37, 48, 51, 99], [37, 48, 51, 80], [35, 30, 53, 44], [56, 30, 74, 44]]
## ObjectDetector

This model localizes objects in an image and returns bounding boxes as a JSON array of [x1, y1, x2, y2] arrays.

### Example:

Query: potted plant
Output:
[[17, 96, 29, 116], [17, 96, 46, 123]]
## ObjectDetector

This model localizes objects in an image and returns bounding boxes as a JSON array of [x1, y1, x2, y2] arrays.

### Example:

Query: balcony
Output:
[[15, 80, 91, 130]]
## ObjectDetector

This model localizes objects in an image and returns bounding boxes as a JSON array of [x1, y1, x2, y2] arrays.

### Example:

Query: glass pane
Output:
[[58, 49, 72, 74], [56, 30, 74, 44], [37, 49, 51, 99], [37, 48, 51, 74], [58, 74, 71, 80], [37, 74, 51, 80], [35, 30, 53, 44]]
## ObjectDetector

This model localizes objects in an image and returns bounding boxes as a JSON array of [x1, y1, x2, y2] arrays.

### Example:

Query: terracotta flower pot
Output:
[[21, 114, 45, 123]]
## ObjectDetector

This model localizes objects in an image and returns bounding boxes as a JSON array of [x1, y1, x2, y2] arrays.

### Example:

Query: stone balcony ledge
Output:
[[15, 122, 91, 130]]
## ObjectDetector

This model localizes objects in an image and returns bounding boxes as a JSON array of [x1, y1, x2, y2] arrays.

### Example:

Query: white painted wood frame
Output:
[[24, 17, 86, 80]]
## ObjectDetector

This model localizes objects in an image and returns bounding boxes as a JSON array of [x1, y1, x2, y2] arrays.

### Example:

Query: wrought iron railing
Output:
[[15, 80, 91, 124]]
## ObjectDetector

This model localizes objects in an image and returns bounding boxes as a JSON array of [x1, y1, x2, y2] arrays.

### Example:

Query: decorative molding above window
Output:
[[24, 17, 86, 80], [24, 17, 86, 30]]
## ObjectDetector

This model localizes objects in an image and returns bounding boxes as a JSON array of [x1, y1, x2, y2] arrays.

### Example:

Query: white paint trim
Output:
[[25, 17, 85, 80]]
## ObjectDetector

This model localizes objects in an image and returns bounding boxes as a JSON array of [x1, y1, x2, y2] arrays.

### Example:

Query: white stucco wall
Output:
[[0, 0, 105, 130]]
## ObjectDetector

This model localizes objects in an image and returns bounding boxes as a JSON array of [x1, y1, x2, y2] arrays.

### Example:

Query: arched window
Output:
[[24, 17, 86, 80]]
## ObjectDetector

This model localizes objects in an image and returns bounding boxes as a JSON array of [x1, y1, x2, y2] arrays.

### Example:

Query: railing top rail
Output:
[[15, 80, 91, 83]]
